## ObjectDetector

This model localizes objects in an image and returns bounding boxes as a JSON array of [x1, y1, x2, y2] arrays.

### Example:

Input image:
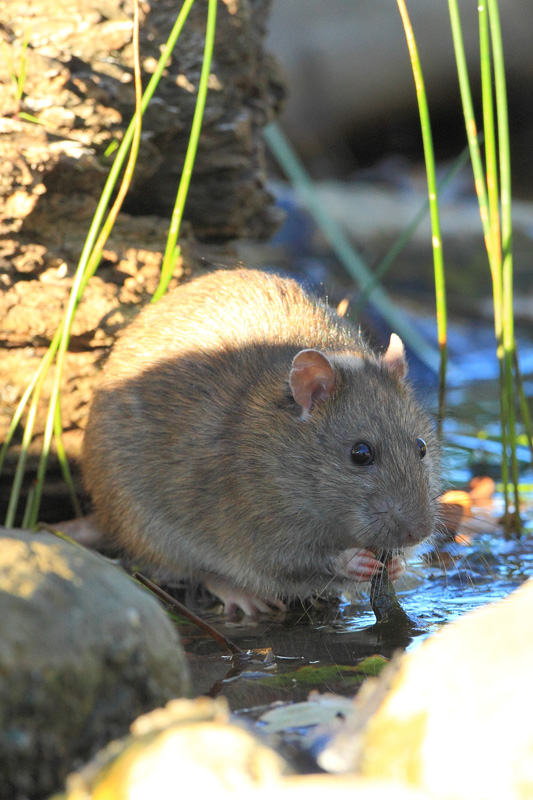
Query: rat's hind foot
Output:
[[333, 547, 405, 582], [52, 514, 103, 548], [204, 575, 286, 617]]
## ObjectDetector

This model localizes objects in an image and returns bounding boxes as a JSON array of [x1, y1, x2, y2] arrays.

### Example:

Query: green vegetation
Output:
[[1, 0, 216, 525], [447, 0, 525, 533], [396, 0, 447, 431]]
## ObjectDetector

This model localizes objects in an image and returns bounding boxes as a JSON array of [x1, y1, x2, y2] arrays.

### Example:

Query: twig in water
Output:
[[133, 572, 243, 656]]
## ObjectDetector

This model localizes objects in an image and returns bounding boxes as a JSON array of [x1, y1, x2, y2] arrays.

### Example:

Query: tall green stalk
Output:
[[24, 0, 145, 526], [487, 0, 520, 527], [4, 0, 205, 527], [77, 0, 196, 290], [449, 0, 520, 534], [476, 0, 510, 521], [396, 0, 447, 431], [153, 0, 218, 301]]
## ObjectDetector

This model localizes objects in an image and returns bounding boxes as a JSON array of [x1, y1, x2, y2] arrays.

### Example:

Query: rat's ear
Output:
[[289, 349, 336, 419], [382, 333, 408, 380]]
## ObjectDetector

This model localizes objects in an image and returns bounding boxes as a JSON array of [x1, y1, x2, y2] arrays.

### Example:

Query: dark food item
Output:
[[370, 554, 423, 635]]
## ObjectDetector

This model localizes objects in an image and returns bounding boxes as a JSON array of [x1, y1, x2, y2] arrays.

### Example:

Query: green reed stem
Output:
[[21, 487, 35, 529], [479, 7, 500, 270], [4, 366, 46, 527], [264, 122, 443, 376], [448, 1, 492, 250], [396, 0, 447, 430], [54, 402, 82, 518], [478, 0, 510, 521], [5, 0, 203, 526], [487, 0, 520, 528], [513, 349, 533, 466], [153, 0, 217, 301], [450, 0, 520, 533], [76, 0, 196, 291], [7, 0, 204, 525], [24, 0, 145, 526], [2, 29, 30, 105], [4, 0, 199, 525], [2, 325, 64, 525], [0, 325, 59, 478]]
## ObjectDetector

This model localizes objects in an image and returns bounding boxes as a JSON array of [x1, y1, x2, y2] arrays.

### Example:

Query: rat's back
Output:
[[102, 269, 361, 384]]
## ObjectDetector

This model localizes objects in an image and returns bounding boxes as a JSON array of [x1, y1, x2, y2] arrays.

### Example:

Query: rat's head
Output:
[[286, 334, 441, 554]]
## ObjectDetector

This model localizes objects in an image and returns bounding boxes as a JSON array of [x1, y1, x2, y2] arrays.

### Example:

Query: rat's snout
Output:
[[363, 498, 435, 549], [404, 526, 431, 544]]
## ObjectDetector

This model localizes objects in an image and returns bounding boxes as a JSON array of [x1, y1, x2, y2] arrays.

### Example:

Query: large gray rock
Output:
[[0, 528, 190, 799]]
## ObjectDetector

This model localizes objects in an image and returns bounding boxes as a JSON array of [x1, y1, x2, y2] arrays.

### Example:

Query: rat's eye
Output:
[[417, 438, 427, 459], [351, 441, 374, 466]]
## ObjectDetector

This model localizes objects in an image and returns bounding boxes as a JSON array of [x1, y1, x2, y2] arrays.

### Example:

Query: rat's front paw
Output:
[[333, 548, 405, 582], [204, 575, 285, 617], [383, 554, 405, 581]]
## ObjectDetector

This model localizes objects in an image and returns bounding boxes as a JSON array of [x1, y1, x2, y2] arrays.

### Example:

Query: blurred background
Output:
[[258, 0, 533, 321], [267, 0, 533, 184]]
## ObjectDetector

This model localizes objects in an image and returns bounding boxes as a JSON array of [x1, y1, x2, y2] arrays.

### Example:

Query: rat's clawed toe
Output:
[[333, 547, 384, 581], [334, 547, 406, 583]]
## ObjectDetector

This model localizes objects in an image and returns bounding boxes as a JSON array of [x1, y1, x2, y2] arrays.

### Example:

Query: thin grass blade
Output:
[[153, 0, 218, 301], [396, 0, 447, 427]]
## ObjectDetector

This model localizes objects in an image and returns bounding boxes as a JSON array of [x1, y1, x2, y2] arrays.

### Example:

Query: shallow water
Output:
[[174, 501, 533, 769], [181, 525, 533, 687]]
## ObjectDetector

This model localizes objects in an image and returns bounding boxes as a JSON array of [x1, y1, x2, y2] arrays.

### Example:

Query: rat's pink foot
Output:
[[333, 548, 405, 582], [52, 514, 103, 548], [204, 575, 285, 617]]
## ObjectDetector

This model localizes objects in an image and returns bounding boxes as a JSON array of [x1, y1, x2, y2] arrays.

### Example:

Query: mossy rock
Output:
[[0, 528, 190, 799]]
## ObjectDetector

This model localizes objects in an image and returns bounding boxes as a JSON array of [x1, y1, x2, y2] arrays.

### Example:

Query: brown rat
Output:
[[82, 268, 441, 613]]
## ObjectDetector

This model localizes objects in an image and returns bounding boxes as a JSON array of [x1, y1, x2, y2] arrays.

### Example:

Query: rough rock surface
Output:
[[0, 527, 190, 799], [0, 0, 284, 521], [0, 0, 283, 242]]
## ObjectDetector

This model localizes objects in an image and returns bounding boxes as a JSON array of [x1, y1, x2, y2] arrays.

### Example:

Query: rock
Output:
[[0, 0, 283, 244], [0, 0, 284, 522], [0, 217, 188, 524], [0, 528, 190, 800], [320, 578, 533, 800], [60, 696, 290, 797], [58, 696, 426, 800], [128, 0, 285, 239]]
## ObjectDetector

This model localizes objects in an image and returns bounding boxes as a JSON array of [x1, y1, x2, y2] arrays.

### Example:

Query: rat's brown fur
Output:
[[82, 269, 440, 601]]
